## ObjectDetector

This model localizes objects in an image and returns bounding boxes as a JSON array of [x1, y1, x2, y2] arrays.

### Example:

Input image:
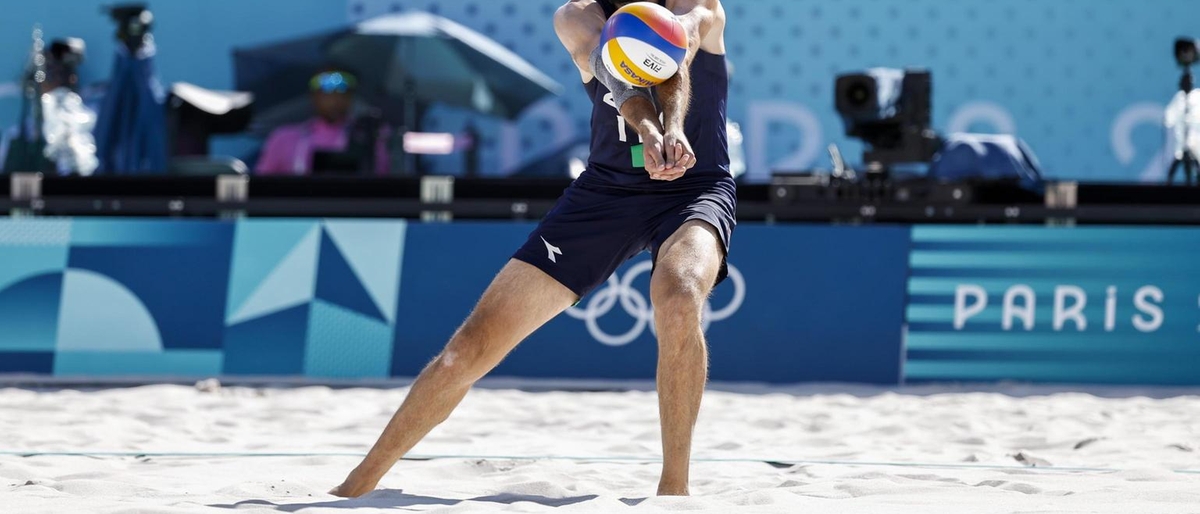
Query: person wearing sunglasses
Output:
[[254, 69, 390, 175]]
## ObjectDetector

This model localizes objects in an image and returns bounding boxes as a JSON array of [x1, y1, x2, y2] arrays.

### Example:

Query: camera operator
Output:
[[1, 38, 99, 175], [254, 69, 390, 176]]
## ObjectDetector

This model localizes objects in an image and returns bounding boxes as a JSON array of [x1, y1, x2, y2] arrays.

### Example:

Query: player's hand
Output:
[[642, 131, 671, 180], [661, 128, 695, 181]]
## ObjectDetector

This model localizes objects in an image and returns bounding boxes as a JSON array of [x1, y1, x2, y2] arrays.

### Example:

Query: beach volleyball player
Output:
[[333, 0, 731, 497]]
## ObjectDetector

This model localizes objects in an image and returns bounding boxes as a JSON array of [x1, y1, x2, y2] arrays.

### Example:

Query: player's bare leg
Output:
[[331, 259, 576, 497], [650, 220, 723, 496]]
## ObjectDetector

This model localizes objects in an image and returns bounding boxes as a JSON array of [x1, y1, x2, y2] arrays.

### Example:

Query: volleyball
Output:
[[600, 2, 688, 88]]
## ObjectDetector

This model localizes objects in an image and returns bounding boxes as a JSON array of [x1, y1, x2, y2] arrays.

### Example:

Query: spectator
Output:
[[254, 69, 390, 175]]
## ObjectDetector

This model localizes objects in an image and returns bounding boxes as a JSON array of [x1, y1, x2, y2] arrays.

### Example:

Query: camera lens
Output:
[[846, 83, 871, 107], [1176, 38, 1199, 67]]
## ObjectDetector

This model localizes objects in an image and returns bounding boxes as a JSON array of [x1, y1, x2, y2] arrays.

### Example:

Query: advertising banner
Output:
[[906, 226, 1200, 385], [0, 218, 233, 376], [393, 223, 910, 384], [0, 218, 908, 384]]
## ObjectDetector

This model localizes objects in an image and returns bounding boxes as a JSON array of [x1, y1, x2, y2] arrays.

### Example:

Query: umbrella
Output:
[[93, 45, 168, 175], [233, 11, 563, 131]]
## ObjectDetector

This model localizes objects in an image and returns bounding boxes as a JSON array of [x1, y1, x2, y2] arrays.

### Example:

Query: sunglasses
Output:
[[310, 71, 358, 93]]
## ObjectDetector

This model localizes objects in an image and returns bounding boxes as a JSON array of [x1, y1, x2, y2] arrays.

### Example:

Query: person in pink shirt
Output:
[[255, 70, 390, 175]]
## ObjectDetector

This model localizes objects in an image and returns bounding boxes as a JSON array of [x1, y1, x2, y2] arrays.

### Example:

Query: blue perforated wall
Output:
[[350, 0, 1200, 182], [2, 1, 1197, 181]]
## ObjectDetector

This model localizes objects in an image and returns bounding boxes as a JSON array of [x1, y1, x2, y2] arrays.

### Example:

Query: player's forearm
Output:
[[621, 96, 664, 138], [660, 2, 710, 132], [658, 68, 691, 132], [672, 2, 711, 63]]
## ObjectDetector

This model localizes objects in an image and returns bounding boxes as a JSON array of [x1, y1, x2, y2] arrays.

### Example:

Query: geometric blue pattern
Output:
[[213, 219, 408, 378], [225, 220, 320, 323], [322, 220, 405, 323], [226, 225, 320, 326], [0, 220, 243, 380], [67, 219, 234, 350], [0, 352, 54, 373], [316, 229, 387, 323], [0, 217, 903, 385], [54, 269, 163, 352], [304, 300, 392, 378], [53, 350, 223, 376], [6, 215, 1200, 386], [69, 218, 230, 247], [0, 218, 71, 246], [10, 215, 1200, 386], [0, 218, 410, 379], [222, 304, 310, 376], [0, 273, 63, 351], [0, 245, 69, 298]]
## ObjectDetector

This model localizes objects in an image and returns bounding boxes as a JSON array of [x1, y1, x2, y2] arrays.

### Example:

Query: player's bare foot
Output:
[[329, 478, 374, 498], [656, 484, 690, 496]]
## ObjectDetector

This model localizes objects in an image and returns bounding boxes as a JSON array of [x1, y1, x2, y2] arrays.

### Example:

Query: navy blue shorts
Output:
[[513, 177, 736, 298]]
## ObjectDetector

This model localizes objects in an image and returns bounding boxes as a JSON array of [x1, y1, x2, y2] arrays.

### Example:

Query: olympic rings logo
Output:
[[564, 260, 746, 346]]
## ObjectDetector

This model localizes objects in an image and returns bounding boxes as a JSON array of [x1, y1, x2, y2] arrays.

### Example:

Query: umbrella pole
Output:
[[399, 36, 418, 176], [403, 85, 417, 176]]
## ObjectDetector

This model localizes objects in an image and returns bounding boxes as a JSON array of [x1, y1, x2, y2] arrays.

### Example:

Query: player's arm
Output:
[[657, 0, 719, 175], [554, 1, 672, 175]]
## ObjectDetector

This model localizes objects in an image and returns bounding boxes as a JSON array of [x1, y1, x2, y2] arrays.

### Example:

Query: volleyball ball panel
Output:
[[599, 2, 688, 88]]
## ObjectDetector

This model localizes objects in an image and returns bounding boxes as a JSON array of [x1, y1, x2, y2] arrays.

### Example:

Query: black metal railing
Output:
[[4, 174, 1200, 225]]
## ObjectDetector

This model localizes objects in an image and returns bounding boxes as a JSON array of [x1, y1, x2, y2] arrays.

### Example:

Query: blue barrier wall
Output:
[[4, 0, 1199, 181], [906, 226, 1200, 386], [5, 217, 1200, 385], [393, 223, 909, 384], [0, 218, 233, 375], [0, 218, 908, 384], [343, 0, 1200, 181]]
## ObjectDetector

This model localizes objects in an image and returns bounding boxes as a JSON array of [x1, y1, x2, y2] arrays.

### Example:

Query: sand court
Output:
[[3, 382, 1198, 513]]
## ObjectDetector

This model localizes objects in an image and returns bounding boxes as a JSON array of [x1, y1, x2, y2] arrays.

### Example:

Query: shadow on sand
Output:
[[210, 490, 605, 511]]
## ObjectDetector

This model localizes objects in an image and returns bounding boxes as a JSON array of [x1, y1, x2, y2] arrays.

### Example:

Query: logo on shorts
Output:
[[564, 260, 745, 346], [541, 237, 563, 263]]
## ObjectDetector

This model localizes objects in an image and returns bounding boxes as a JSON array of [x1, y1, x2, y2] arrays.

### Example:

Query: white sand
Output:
[[2, 382, 1199, 513]]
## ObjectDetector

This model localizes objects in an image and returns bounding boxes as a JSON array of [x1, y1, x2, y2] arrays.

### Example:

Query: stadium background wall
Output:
[[2, 218, 1198, 386]]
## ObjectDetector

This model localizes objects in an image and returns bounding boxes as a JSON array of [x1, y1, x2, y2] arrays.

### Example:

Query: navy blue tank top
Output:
[[578, 0, 730, 192]]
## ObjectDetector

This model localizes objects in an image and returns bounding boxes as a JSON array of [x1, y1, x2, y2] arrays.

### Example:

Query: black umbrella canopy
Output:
[[234, 32, 342, 114], [234, 12, 562, 128]]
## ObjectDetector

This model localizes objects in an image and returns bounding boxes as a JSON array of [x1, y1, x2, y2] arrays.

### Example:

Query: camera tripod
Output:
[[1168, 66, 1199, 185]]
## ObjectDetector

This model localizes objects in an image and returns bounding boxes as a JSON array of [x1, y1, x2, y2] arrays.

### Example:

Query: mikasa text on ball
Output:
[[600, 2, 688, 88]]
